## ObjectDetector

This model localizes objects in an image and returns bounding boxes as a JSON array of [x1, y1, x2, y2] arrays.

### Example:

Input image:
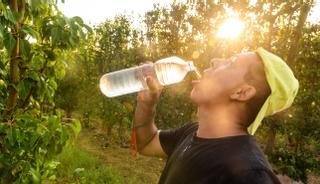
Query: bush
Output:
[[269, 147, 320, 183]]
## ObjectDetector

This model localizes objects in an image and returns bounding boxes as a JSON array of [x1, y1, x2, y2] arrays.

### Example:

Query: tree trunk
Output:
[[5, 0, 21, 116], [107, 125, 113, 138], [266, 3, 275, 51], [66, 109, 72, 119], [118, 119, 127, 146], [265, 119, 277, 155], [2, 1, 25, 182], [287, 2, 312, 65], [5, 40, 20, 116]]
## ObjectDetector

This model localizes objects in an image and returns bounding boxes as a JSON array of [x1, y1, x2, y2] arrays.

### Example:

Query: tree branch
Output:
[[287, 2, 312, 65]]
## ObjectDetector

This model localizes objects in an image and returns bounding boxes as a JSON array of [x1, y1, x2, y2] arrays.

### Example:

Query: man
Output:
[[133, 48, 299, 184]]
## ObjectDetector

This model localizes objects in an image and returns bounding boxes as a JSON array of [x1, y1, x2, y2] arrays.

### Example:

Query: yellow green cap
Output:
[[247, 47, 299, 135]]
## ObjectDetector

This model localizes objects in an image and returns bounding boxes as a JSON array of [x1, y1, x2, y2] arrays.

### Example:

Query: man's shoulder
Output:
[[158, 122, 198, 156], [221, 143, 280, 183], [171, 122, 198, 142], [165, 122, 198, 138], [227, 137, 271, 167]]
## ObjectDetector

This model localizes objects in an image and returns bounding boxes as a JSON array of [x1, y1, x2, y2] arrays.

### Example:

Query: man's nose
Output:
[[202, 58, 224, 75]]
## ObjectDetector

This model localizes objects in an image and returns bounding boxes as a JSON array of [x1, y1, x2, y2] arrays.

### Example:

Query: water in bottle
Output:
[[99, 56, 201, 97]]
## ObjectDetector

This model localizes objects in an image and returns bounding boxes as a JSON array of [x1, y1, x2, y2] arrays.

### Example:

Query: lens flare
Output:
[[217, 18, 245, 39]]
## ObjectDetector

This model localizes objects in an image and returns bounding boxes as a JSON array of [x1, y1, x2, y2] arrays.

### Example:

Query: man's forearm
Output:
[[134, 102, 158, 151]]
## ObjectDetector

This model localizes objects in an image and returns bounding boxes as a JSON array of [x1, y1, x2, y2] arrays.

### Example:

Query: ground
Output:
[[74, 124, 165, 184]]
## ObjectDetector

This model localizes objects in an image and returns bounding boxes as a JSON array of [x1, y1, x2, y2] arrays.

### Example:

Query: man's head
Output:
[[190, 52, 271, 129], [191, 48, 299, 134]]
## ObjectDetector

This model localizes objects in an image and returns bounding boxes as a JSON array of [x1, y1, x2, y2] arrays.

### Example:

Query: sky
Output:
[[58, 0, 320, 26], [58, 0, 174, 26]]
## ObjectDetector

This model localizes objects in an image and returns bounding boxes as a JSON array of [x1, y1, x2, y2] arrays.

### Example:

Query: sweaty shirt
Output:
[[158, 123, 281, 184]]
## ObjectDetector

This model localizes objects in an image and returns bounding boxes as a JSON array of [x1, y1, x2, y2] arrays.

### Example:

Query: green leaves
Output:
[[18, 79, 33, 99], [0, 23, 4, 40], [45, 50, 56, 61], [30, 167, 41, 184], [48, 78, 57, 90], [70, 119, 81, 140], [3, 8, 20, 24], [15, 114, 34, 122], [27, 71, 40, 82], [0, 0, 91, 183], [51, 26, 62, 46], [71, 16, 84, 26], [41, 15, 91, 49], [30, 54, 45, 71], [20, 39, 31, 58], [54, 61, 66, 79], [22, 25, 39, 39], [29, 0, 41, 11], [3, 32, 16, 52], [7, 127, 16, 146], [0, 123, 5, 133], [1, 113, 79, 181]]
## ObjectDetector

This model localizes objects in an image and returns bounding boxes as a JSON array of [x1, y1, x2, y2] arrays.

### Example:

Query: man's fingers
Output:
[[146, 76, 159, 92], [139, 61, 153, 65], [138, 61, 162, 92]]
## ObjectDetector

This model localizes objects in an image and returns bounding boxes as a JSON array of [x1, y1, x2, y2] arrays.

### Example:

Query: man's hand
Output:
[[137, 76, 163, 107], [134, 64, 166, 157]]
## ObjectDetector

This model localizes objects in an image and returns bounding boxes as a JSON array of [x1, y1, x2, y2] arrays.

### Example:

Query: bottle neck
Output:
[[187, 61, 201, 79], [187, 61, 195, 72]]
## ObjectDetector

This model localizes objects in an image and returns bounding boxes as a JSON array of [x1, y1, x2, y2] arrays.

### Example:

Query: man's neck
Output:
[[196, 104, 248, 138]]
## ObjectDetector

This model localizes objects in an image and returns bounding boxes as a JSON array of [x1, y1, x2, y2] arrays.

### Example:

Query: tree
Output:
[[0, 0, 89, 182]]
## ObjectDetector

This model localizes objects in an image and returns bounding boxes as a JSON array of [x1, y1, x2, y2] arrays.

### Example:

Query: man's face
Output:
[[190, 52, 258, 105]]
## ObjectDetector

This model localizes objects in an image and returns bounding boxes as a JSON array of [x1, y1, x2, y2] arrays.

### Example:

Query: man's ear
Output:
[[230, 85, 256, 101]]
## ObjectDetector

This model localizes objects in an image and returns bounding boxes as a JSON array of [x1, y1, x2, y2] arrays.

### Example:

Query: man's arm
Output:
[[134, 76, 167, 157]]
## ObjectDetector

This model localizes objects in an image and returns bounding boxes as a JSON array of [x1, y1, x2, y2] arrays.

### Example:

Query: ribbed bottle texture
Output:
[[99, 56, 201, 97]]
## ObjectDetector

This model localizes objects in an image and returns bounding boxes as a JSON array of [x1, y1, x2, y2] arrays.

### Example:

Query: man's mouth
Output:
[[192, 80, 201, 86]]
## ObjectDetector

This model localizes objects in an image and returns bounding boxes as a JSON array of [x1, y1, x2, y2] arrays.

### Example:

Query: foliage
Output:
[[56, 16, 143, 141], [267, 24, 320, 183], [0, 114, 81, 183], [0, 0, 89, 182], [270, 147, 319, 183]]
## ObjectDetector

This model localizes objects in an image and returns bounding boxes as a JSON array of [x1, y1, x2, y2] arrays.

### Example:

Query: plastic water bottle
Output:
[[99, 56, 201, 97]]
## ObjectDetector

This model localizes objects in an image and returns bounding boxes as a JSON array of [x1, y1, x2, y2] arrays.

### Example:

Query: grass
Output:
[[55, 145, 125, 184], [50, 117, 165, 184]]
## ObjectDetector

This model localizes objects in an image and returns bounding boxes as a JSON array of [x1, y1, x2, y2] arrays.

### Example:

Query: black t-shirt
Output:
[[158, 123, 281, 184]]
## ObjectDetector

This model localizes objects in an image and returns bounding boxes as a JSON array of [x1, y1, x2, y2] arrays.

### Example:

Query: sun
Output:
[[217, 18, 245, 39]]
